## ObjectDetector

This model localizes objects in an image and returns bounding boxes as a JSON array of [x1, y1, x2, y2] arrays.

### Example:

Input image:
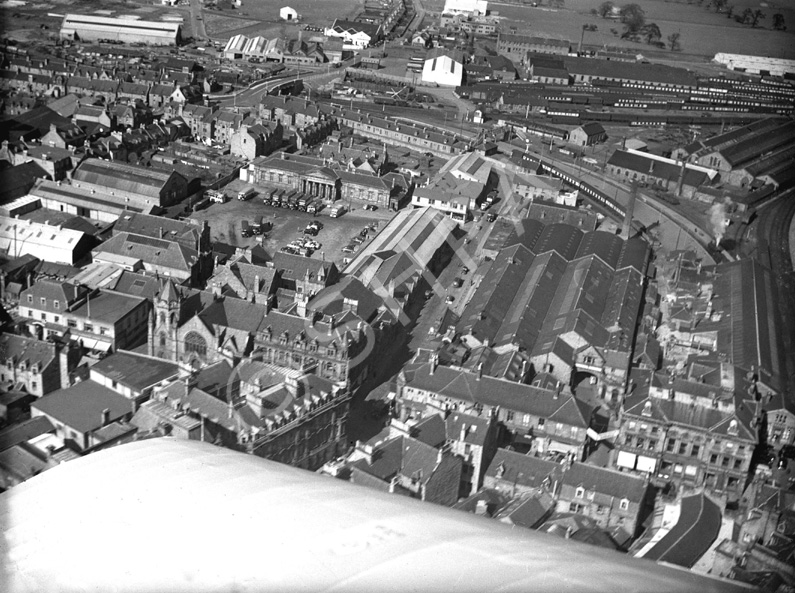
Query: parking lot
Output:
[[190, 189, 394, 268]]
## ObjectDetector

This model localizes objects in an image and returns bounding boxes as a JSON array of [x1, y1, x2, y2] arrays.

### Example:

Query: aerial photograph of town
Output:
[[0, 0, 792, 589]]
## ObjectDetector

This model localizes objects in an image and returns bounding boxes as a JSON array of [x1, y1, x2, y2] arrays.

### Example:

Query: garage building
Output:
[[60, 14, 181, 46]]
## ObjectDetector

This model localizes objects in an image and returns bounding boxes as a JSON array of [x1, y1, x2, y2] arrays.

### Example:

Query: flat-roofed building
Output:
[[60, 14, 181, 46]]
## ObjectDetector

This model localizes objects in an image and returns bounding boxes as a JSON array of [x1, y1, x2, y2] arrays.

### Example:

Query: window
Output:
[[40, 297, 46, 306], [184, 331, 208, 357], [619, 498, 629, 511], [83, 323, 93, 333], [691, 444, 700, 457], [54, 301, 60, 310], [666, 439, 676, 452], [636, 437, 645, 448], [67, 319, 77, 328], [506, 411, 515, 422], [27, 295, 33, 303], [537, 418, 545, 428], [569, 502, 583, 513], [710, 453, 718, 464], [522, 414, 530, 426], [54, 316, 60, 324], [678, 443, 688, 455], [40, 313, 46, 321], [575, 486, 585, 498], [733, 459, 743, 470]]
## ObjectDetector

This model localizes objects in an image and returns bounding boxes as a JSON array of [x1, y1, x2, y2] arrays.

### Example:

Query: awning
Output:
[[636, 456, 657, 473], [548, 440, 579, 454], [79, 338, 112, 352], [616, 451, 637, 469]]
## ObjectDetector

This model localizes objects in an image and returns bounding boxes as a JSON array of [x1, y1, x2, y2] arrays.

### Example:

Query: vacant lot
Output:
[[490, 0, 795, 59], [190, 184, 394, 268]]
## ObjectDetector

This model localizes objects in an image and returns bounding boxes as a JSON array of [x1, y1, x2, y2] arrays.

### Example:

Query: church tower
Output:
[[151, 279, 183, 362]]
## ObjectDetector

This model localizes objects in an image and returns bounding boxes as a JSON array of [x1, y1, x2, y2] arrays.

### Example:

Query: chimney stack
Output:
[[621, 180, 638, 240], [476, 362, 483, 380], [430, 353, 437, 375], [675, 160, 686, 197], [101, 408, 111, 426]]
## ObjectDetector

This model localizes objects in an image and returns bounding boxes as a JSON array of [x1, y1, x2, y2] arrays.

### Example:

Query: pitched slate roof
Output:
[[402, 362, 591, 427], [33, 380, 132, 434], [73, 159, 183, 199], [484, 448, 564, 489], [561, 462, 647, 503], [0, 333, 57, 372]]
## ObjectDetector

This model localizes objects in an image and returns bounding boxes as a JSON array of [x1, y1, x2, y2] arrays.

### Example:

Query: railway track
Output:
[[755, 192, 795, 395]]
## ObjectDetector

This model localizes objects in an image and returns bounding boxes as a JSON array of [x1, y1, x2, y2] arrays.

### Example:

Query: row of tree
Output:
[[689, 0, 785, 30], [592, 3, 681, 49]]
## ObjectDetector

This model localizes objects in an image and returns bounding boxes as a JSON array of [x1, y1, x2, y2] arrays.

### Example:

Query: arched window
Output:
[[184, 331, 207, 358], [159, 332, 167, 347], [159, 312, 165, 326]]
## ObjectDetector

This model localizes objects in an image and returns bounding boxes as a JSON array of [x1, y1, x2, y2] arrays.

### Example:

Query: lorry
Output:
[[330, 205, 346, 218], [206, 190, 227, 204], [238, 187, 256, 201]]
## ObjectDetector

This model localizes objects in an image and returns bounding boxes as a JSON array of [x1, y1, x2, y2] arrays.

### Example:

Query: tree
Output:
[[641, 22, 662, 45], [597, 1, 615, 18], [773, 13, 786, 30], [667, 32, 681, 51], [726, 5, 733, 18], [740, 7, 753, 24], [619, 3, 646, 34], [751, 9, 765, 27], [713, 0, 727, 11], [550, 0, 565, 8]]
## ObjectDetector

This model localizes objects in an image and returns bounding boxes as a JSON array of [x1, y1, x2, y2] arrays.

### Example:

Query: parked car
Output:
[[452, 277, 463, 288], [241, 220, 254, 237], [445, 295, 455, 304], [487, 213, 497, 222], [303, 226, 319, 236], [364, 204, 377, 211]]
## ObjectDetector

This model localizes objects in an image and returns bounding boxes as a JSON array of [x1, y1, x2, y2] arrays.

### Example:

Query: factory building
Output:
[[60, 14, 181, 46]]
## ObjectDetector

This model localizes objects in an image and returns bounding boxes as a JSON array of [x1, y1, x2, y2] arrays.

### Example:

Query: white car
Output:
[[305, 240, 321, 250]]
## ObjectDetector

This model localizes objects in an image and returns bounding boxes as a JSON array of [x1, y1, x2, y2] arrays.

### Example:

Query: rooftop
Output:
[[33, 380, 133, 434], [90, 351, 180, 393]]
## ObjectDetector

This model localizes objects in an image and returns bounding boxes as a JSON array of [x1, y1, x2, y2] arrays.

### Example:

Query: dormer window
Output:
[[642, 401, 652, 417], [575, 486, 585, 499], [619, 498, 630, 511], [27, 294, 33, 303], [40, 297, 46, 306], [728, 419, 738, 435], [54, 300, 60, 309]]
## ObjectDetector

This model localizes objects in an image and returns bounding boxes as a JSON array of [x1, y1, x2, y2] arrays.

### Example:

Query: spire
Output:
[[160, 278, 180, 304]]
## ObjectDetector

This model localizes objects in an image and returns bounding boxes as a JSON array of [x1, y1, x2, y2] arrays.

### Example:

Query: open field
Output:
[[230, 0, 363, 25], [488, 0, 795, 58]]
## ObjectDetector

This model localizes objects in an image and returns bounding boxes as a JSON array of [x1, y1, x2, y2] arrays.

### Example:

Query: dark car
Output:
[[452, 277, 463, 288], [487, 213, 497, 222], [364, 204, 377, 211], [303, 227, 319, 236]]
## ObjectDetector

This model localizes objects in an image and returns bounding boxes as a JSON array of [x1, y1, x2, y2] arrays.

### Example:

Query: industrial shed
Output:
[[60, 14, 181, 46]]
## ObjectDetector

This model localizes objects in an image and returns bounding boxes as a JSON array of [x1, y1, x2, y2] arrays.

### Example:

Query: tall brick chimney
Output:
[[622, 181, 638, 240]]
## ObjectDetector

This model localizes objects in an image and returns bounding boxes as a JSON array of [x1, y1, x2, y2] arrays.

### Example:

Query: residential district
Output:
[[0, 0, 793, 590]]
